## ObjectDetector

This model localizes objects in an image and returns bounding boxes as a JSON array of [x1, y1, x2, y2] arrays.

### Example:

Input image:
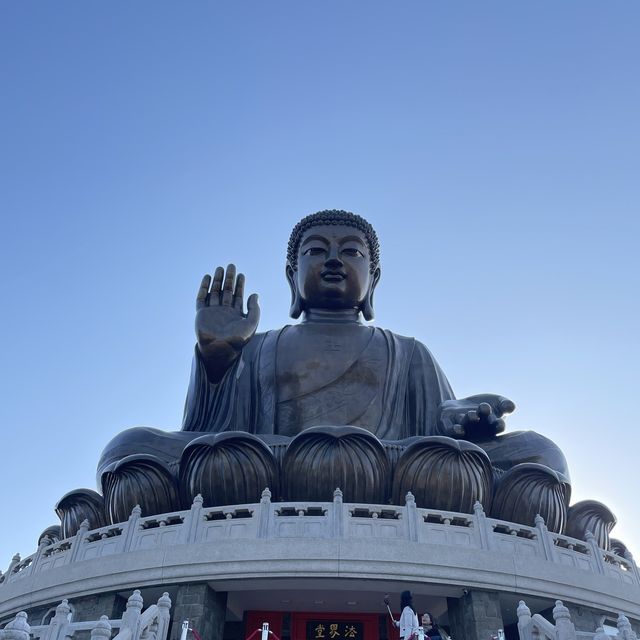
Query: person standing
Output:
[[390, 591, 419, 640]]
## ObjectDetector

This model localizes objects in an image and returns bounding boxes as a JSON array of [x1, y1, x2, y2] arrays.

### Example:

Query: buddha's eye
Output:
[[303, 247, 326, 256], [341, 247, 364, 258]]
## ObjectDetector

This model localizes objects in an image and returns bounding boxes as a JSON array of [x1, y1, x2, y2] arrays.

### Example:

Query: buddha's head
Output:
[[286, 210, 381, 320]]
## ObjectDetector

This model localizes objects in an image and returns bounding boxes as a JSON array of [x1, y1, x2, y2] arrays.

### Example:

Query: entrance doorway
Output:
[[246, 611, 380, 640]]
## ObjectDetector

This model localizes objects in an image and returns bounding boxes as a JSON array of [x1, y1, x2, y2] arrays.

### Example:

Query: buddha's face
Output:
[[292, 224, 378, 314]]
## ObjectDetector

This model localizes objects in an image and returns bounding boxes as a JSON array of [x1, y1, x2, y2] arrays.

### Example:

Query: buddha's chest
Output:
[[273, 326, 387, 434], [276, 326, 377, 397]]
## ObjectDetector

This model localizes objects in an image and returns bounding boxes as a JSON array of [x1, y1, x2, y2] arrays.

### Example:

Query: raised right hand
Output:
[[195, 264, 260, 382]]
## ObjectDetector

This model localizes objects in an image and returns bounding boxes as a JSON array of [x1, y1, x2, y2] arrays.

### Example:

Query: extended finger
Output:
[[494, 418, 506, 434], [498, 397, 516, 416], [246, 293, 260, 326], [478, 402, 492, 418], [233, 273, 245, 309], [211, 266, 224, 302], [465, 409, 480, 423], [196, 274, 211, 310], [222, 264, 236, 306]]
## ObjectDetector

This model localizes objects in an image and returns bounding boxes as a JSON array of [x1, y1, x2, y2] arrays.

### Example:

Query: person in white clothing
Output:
[[390, 590, 419, 640]]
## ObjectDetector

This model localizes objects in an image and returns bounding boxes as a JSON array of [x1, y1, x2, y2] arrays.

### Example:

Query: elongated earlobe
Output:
[[286, 264, 303, 319], [362, 267, 380, 321]]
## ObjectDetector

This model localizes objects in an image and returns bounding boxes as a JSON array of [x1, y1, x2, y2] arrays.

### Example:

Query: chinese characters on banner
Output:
[[306, 621, 363, 639]]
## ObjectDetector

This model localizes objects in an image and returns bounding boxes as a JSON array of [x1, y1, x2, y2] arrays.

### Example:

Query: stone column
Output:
[[72, 593, 128, 622], [447, 590, 504, 640], [170, 584, 227, 640]]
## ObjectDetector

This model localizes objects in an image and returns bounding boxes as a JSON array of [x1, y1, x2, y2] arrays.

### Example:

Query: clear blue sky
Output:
[[1, 2, 639, 569]]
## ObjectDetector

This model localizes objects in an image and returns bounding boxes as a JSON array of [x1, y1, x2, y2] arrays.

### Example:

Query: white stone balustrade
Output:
[[517, 599, 639, 640], [0, 591, 171, 640], [1, 490, 638, 589]]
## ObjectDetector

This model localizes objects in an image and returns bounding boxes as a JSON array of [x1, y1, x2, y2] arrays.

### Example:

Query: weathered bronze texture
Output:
[[179, 432, 279, 507], [37, 525, 62, 547], [101, 455, 180, 524], [609, 538, 629, 557], [391, 436, 493, 513], [55, 488, 106, 538], [54, 210, 606, 538], [565, 500, 617, 550], [490, 463, 570, 532], [282, 426, 390, 503]]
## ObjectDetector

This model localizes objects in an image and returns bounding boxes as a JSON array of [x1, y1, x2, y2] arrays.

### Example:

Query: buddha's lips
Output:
[[321, 270, 347, 281]]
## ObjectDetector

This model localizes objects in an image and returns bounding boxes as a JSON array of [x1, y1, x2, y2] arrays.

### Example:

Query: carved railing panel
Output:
[[2, 490, 638, 589]]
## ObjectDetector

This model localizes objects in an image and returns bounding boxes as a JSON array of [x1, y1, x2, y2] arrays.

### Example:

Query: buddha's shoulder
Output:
[[370, 327, 441, 363]]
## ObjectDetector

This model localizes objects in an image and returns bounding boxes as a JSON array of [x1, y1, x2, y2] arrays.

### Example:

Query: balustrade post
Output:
[[535, 514, 557, 562], [68, 520, 90, 564], [585, 531, 606, 575], [623, 549, 640, 586], [258, 488, 272, 539], [121, 590, 144, 638], [617, 614, 639, 640], [473, 501, 491, 550], [0, 611, 30, 640], [119, 505, 143, 553], [45, 599, 72, 640], [180, 494, 204, 544], [5, 553, 20, 583], [405, 492, 418, 542], [333, 488, 344, 538], [90, 616, 112, 640], [553, 600, 576, 640], [31, 539, 51, 577], [155, 593, 172, 640], [516, 601, 532, 640]]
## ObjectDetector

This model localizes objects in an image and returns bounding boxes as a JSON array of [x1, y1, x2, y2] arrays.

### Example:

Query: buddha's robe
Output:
[[182, 326, 454, 440], [98, 325, 569, 482]]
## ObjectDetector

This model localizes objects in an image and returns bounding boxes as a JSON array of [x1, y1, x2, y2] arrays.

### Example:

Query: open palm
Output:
[[195, 264, 260, 381]]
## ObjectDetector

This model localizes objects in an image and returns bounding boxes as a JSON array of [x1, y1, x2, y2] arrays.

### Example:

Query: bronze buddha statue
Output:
[[87, 210, 572, 534]]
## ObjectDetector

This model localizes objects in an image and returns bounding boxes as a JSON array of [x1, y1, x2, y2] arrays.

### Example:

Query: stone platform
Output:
[[1, 490, 638, 639]]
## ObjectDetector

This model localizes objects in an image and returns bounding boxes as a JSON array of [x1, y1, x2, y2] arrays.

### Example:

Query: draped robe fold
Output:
[[181, 327, 455, 439]]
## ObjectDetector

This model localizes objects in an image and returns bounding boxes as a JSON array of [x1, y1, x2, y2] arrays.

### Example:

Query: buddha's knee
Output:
[[391, 436, 494, 513], [282, 426, 389, 503], [97, 426, 196, 481], [179, 432, 279, 507], [98, 427, 196, 524], [481, 430, 570, 479]]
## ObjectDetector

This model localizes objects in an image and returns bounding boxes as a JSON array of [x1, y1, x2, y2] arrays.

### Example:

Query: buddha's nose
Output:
[[325, 253, 343, 268], [324, 244, 343, 266]]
